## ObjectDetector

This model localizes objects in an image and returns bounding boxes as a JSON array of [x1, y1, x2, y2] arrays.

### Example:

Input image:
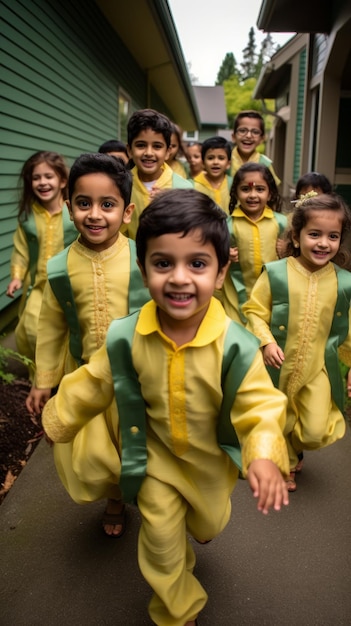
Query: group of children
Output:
[[6, 106, 351, 626]]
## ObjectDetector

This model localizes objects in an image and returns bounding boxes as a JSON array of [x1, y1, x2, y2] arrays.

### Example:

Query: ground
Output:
[[0, 378, 43, 504]]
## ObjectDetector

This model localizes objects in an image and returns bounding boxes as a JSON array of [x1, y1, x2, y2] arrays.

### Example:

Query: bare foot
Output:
[[102, 499, 125, 537]]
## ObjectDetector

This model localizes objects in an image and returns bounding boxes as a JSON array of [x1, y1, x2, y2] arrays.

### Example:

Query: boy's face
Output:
[[67, 172, 134, 252], [127, 129, 170, 182], [203, 148, 230, 182], [186, 145, 203, 176], [138, 229, 227, 336], [232, 116, 264, 160]]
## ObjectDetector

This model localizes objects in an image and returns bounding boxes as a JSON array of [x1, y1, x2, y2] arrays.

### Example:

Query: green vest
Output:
[[171, 172, 193, 189], [106, 312, 260, 503], [21, 205, 77, 289], [227, 212, 287, 323], [265, 258, 351, 412], [47, 240, 150, 366]]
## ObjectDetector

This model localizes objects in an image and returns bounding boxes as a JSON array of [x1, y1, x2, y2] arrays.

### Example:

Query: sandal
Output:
[[295, 453, 304, 473], [286, 471, 297, 492], [102, 503, 126, 538]]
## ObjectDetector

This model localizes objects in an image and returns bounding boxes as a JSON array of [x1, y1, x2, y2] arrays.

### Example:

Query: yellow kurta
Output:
[[123, 163, 192, 240], [192, 171, 232, 214], [222, 206, 285, 323], [243, 257, 351, 468], [43, 297, 288, 625], [10, 201, 77, 364], [167, 158, 187, 178], [36, 234, 149, 503], [230, 145, 281, 186]]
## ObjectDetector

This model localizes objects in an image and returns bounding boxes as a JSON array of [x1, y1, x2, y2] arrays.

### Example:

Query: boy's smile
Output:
[[138, 229, 227, 340], [203, 148, 230, 184], [67, 172, 133, 252], [127, 128, 170, 182], [232, 116, 263, 161]]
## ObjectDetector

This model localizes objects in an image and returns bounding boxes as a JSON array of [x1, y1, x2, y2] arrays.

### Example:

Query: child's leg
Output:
[[138, 477, 207, 626]]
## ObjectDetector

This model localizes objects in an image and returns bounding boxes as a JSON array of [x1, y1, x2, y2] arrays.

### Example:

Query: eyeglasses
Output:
[[236, 127, 262, 137]]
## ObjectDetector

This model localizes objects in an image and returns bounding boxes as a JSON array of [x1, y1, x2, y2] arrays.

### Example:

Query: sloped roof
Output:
[[193, 86, 228, 127], [95, 0, 200, 130], [257, 0, 333, 33]]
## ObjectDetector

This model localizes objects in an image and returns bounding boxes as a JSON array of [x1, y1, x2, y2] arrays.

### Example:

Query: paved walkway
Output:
[[1, 424, 351, 625]]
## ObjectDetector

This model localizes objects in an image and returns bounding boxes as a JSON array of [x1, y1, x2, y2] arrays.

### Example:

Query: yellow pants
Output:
[[137, 470, 235, 626]]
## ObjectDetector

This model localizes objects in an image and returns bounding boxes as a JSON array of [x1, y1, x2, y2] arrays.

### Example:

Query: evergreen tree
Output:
[[256, 33, 276, 78], [215, 52, 239, 85], [240, 27, 257, 80]]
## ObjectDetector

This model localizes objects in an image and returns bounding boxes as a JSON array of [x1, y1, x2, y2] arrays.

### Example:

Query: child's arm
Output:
[[42, 344, 114, 443], [229, 246, 239, 263], [262, 343, 285, 368], [242, 270, 275, 346], [8, 225, 30, 285], [26, 386, 51, 415], [247, 458, 289, 514], [276, 238, 288, 258]]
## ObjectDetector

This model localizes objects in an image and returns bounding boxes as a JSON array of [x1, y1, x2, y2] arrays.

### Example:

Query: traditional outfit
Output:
[[221, 207, 287, 323], [230, 146, 281, 186], [123, 163, 192, 239], [243, 257, 351, 469], [35, 234, 150, 502], [192, 172, 233, 214], [10, 201, 77, 365], [43, 297, 288, 626], [167, 158, 187, 178]]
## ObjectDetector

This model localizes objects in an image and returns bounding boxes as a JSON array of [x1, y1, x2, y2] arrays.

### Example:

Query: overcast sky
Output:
[[168, 0, 294, 85]]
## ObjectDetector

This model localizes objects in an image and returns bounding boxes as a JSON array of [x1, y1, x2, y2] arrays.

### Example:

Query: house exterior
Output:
[[0, 0, 199, 328], [255, 0, 351, 203], [183, 86, 229, 143]]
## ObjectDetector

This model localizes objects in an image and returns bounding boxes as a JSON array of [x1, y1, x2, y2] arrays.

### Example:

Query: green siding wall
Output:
[[293, 48, 307, 184], [0, 0, 168, 317]]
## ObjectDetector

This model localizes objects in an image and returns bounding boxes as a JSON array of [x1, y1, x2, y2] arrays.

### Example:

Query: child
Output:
[[295, 171, 332, 199], [42, 188, 289, 626], [6, 151, 77, 370], [243, 193, 351, 492], [166, 122, 187, 178], [221, 163, 287, 324], [192, 136, 233, 213], [185, 141, 203, 179], [124, 108, 192, 240], [230, 110, 280, 186], [98, 139, 129, 165], [26, 153, 150, 536]]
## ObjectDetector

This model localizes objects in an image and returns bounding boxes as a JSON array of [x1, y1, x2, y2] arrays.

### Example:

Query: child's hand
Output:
[[247, 459, 289, 514], [347, 369, 351, 398], [6, 279, 22, 298], [276, 238, 288, 258], [26, 387, 51, 415], [229, 246, 239, 263], [149, 185, 161, 200], [263, 343, 284, 368]]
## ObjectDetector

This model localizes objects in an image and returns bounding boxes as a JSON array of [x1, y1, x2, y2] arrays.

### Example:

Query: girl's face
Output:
[[31, 161, 66, 208], [186, 144, 203, 176], [235, 171, 271, 221], [167, 133, 180, 162], [293, 209, 343, 272]]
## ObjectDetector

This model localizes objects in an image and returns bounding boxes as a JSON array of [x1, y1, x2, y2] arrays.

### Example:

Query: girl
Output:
[[221, 162, 287, 324], [295, 171, 332, 199], [185, 140, 203, 179], [166, 122, 187, 178], [6, 151, 77, 371], [243, 193, 351, 491]]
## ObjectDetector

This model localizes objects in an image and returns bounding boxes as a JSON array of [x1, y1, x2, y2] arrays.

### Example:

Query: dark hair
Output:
[[233, 110, 265, 134], [229, 163, 281, 213], [18, 151, 68, 221], [98, 140, 128, 158], [136, 188, 230, 271], [295, 172, 333, 198], [127, 108, 172, 147], [169, 122, 185, 158], [286, 193, 351, 266], [68, 153, 132, 206], [201, 136, 232, 161]]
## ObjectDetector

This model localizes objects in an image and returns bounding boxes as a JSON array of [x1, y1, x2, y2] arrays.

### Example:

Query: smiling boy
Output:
[[192, 136, 233, 213], [230, 110, 281, 186], [124, 108, 192, 239], [42, 188, 289, 626]]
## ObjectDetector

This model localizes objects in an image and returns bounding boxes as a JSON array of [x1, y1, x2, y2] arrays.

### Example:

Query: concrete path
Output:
[[1, 428, 351, 625]]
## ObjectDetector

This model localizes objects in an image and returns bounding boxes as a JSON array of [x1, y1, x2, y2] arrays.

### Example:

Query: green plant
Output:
[[0, 338, 33, 384]]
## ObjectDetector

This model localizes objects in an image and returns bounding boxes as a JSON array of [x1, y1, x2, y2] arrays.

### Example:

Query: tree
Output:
[[215, 52, 239, 85], [256, 33, 277, 78], [240, 27, 257, 81]]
